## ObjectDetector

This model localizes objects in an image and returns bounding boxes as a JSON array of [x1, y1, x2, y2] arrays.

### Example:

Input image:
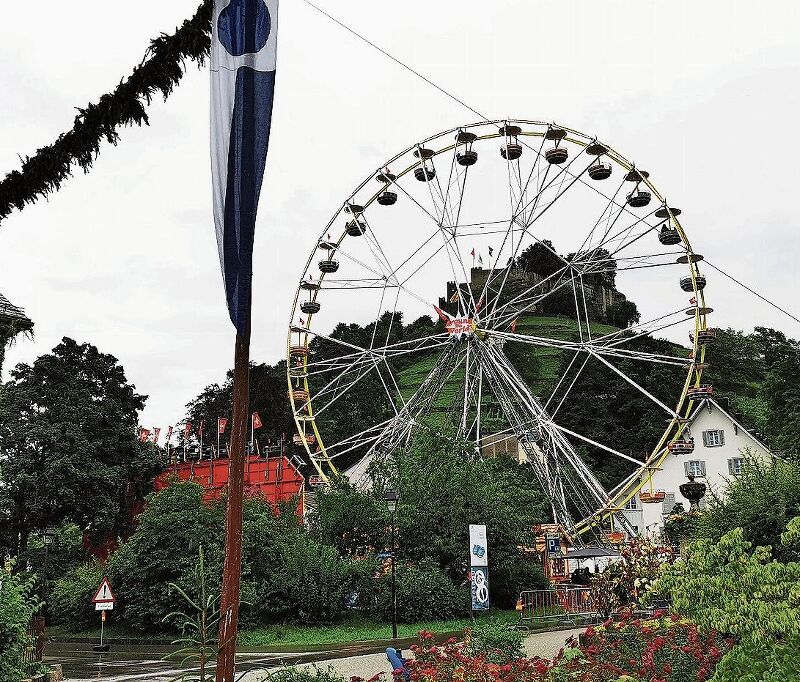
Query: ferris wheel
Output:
[[286, 119, 714, 538]]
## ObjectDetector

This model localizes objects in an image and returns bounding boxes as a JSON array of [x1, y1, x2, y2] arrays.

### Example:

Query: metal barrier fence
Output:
[[22, 616, 45, 677], [518, 587, 598, 626]]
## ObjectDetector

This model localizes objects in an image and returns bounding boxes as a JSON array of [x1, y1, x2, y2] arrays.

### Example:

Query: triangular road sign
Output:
[[91, 577, 116, 603]]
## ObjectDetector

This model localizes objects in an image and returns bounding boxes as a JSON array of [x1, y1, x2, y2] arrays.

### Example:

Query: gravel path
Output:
[[240, 628, 584, 682]]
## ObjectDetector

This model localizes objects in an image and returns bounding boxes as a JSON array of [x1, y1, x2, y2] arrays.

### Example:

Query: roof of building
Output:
[[567, 547, 620, 559], [0, 291, 31, 324], [689, 397, 772, 455]]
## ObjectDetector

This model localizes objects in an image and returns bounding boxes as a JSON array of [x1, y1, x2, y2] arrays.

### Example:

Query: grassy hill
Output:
[[394, 314, 623, 433]]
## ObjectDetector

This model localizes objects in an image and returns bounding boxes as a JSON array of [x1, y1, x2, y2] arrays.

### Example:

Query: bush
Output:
[[49, 562, 105, 630], [698, 455, 800, 561], [653, 522, 800, 679], [374, 560, 468, 623], [0, 560, 41, 682], [268, 667, 350, 682], [108, 480, 224, 631], [549, 614, 729, 681], [466, 617, 525, 663]]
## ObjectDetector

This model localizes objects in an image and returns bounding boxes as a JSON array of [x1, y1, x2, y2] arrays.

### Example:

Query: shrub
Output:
[[0, 560, 41, 682], [550, 614, 729, 682], [466, 617, 525, 663], [405, 630, 549, 682], [49, 562, 105, 630], [374, 560, 468, 623], [698, 455, 800, 561], [653, 522, 800, 679], [269, 667, 351, 682]]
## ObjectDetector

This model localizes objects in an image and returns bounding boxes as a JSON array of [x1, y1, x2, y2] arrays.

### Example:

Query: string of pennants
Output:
[[137, 412, 263, 444]]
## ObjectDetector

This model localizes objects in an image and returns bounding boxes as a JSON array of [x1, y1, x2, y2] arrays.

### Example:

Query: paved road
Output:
[[48, 629, 583, 682]]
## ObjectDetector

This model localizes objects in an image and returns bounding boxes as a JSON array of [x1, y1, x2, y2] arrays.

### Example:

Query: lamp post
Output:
[[384, 490, 399, 640]]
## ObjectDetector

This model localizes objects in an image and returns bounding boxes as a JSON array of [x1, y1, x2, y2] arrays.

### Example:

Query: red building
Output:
[[154, 453, 305, 509]]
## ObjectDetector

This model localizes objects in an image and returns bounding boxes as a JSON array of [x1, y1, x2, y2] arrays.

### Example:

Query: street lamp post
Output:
[[384, 490, 399, 640]]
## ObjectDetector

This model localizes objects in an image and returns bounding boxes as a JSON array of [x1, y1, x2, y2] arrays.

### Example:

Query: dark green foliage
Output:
[[517, 240, 563, 279], [373, 559, 468, 622], [698, 455, 800, 561], [0, 561, 40, 682], [552, 334, 685, 488], [384, 434, 548, 608], [0, 337, 161, 553], [0, 1, 212, 222], [604, 299, 640, 328], [97, 480, 363, 631], [49, 562, 105, 630], [186, 361, 296, 443], [312, 476, 388, 557], [466, 617, 525, 663], [108, 481, 223, 631]]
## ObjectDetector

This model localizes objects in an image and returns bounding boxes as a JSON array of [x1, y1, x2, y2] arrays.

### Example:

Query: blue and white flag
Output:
[[211, 0, 278, 334]]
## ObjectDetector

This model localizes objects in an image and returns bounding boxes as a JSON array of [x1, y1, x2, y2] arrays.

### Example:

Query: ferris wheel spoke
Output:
[[482, 156, 594, 319], [549, 423, 645, 467], [587, 349, 678, 416], [328, 240, 437, 310], [304, 332, 450, 375]]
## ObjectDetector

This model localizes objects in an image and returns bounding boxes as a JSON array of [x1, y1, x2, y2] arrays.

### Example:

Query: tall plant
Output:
[[164, 547, 220, 682]]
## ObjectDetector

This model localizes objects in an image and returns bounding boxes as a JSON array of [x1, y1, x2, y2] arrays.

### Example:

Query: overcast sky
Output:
[[2, 0, 800, 430]]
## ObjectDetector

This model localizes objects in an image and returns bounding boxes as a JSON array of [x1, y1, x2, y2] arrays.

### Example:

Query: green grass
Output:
[[237, 610, 519, 647], [48, 611, 520, 648]]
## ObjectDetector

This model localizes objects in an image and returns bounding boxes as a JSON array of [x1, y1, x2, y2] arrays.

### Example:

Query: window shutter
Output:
[[728, 458, 734, 475], [700, 461, 707, 476], [663, 493, 675, 515], [684, 461, 691, 477], [719, 430, 725, 446], [702, 431, 710, 447]]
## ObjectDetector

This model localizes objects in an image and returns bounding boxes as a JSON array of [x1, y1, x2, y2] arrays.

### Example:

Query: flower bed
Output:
[[397, 614, 729, 682]]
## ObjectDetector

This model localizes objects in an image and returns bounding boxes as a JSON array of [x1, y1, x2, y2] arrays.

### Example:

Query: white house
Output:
[[621, 397, 773, 535]]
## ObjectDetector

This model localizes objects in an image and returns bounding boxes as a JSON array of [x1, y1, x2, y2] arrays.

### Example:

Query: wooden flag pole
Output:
[[216, 324, 250, 682]]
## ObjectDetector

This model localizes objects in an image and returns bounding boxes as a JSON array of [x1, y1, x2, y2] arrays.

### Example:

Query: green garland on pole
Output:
[[0, 0, 212, 223]]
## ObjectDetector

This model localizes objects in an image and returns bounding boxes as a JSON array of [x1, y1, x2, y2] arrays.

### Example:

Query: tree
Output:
[[0, 338, 159, 553], [604, 299, 640, 328], [368, 434, 549, 607], [698, 455, 800, 562], [517, 240, 564, 279], [0, 560, 40, 682], [654, 523, 800, 680]]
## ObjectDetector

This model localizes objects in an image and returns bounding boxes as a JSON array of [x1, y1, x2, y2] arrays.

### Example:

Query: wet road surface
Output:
[[45, 640, 404, 682]]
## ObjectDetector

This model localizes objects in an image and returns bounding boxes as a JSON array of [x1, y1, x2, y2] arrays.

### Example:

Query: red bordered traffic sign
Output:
[[91, 577, 116, 604]]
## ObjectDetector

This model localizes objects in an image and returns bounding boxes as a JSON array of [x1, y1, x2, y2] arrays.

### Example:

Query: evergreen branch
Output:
[[0, 0, 213, 223]]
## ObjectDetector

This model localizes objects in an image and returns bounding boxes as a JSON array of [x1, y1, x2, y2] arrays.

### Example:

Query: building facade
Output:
[[621, 398, 772, 535]]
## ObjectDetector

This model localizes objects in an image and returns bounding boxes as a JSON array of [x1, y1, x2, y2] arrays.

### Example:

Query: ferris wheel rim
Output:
[[286, 118, 712, 535]]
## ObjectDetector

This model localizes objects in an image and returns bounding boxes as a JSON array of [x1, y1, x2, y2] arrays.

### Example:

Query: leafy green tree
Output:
[[698, 455, 800, 561], [312, 475, 388, 557], [109, 480, 224, 631], [0, 559, 40, 682], [654, 524, 800, 680], [0, 338, 160, 553], [375, 434, 549, 607], [49, 562, 105, 630], [517, 240, 564, 279], [605, 299, 640, 328]]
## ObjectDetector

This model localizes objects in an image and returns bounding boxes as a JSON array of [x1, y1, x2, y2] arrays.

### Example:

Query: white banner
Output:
[[469, 524, 488, 566]]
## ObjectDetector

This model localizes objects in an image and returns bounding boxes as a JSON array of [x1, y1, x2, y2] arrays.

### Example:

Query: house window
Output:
[[702, 429, 725, 447], [685, 460, 706, 477], [728, 457, 744, 476], [624, 496, 638, 510]]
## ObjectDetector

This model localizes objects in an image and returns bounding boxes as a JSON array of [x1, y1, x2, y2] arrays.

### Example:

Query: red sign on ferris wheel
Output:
[[445, 317, 476, 337]]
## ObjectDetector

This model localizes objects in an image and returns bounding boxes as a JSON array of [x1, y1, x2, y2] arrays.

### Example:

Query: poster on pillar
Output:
[[469, 524, 489, 610]]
